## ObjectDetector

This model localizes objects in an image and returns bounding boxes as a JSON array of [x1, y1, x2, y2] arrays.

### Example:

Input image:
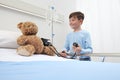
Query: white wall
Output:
[[0, 0, 76, 51], [76, 0, 120, 53]]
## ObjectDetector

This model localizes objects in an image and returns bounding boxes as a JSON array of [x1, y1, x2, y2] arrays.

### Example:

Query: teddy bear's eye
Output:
[[27, 25, 31, 28]]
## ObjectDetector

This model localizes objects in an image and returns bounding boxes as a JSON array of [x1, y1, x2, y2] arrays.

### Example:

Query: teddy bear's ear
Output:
[[17, 22, 23, 29]]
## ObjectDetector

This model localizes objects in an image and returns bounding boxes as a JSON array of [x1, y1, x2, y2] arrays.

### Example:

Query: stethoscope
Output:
[[41, 38, 79, 59], [50, 42, 79, 59]]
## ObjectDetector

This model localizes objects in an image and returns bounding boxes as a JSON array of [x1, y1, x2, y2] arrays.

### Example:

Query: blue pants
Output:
[[79, 56, 91, 61]]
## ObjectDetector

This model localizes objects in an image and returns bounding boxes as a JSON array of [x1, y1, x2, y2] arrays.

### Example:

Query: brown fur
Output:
[[17, 21, 55, 56], [17, 22, 44, 56], [42, 46, 55, 56], [17, 35, 44, 54], [17, 22, 38, 35], [17, 45, 35, 56]]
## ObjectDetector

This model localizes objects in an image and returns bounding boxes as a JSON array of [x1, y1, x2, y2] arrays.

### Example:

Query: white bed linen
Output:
[[0, 48, 71, 62]]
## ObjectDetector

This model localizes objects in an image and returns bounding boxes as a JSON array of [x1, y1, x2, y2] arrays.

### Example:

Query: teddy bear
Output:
[[17, 21, 56, 56]]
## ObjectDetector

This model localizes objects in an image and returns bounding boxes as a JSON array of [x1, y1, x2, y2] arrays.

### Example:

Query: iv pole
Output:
[[47, 0, 55, 44], [51, 6, 55, 44]]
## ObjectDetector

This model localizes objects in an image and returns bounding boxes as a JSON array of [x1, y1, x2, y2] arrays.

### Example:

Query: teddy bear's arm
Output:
[[17, 36, 28, 45]]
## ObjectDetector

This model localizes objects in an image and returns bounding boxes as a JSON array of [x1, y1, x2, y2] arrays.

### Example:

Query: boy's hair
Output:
[[69, 11, 84, 20]]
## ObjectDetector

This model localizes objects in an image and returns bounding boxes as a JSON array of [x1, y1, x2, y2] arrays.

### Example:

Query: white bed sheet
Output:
[[0, 48, 71, 62]]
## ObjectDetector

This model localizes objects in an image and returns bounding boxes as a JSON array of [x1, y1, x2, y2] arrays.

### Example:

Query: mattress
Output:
[[0, 48, 72, 62], [0, 48, 120, 80]]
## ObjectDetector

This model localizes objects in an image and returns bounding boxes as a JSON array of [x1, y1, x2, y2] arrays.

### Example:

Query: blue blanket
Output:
[[0, 61, 120, 80]]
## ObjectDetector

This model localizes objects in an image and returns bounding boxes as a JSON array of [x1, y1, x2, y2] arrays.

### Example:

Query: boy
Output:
[[60, 11, 92, 61]]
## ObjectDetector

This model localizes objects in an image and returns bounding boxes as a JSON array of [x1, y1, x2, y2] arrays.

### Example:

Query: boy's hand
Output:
[[72, 45, 81, 53], [59, 51, 67, 58]]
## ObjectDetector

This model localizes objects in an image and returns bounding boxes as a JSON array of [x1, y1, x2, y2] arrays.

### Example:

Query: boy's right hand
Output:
[[59, 51, 67, 58]]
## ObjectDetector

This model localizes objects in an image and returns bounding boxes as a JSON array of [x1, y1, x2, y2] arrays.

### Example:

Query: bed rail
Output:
[[83, 53, 120, 57]]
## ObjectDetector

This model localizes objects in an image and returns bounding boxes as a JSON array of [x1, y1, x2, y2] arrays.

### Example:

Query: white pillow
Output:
[[0, 30, 21, 49]]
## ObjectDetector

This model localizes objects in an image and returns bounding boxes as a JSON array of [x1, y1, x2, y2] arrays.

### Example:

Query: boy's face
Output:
[[69, 17, 83, 29]]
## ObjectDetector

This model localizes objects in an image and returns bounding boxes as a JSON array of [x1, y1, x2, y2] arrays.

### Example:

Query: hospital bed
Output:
[[0, 1, 120, 80], [0, 48, 120, 80], [0, 30, 120, 80]]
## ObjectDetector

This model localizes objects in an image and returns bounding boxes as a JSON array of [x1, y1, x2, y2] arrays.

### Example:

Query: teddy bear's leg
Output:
[[48, 46, 56, 56], [42, 46, 55, 56], [17, 45, 35, 56]]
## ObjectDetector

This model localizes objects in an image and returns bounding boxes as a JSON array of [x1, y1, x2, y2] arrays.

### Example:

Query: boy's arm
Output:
[[60, 36, 69, 57], [80, 33, 93, 54], [62, 35, 70, 52]]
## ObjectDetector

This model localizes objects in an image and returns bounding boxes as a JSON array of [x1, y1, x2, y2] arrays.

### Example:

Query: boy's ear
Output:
[[17, 22, 23, 29], [79, 19, 83, 24]]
